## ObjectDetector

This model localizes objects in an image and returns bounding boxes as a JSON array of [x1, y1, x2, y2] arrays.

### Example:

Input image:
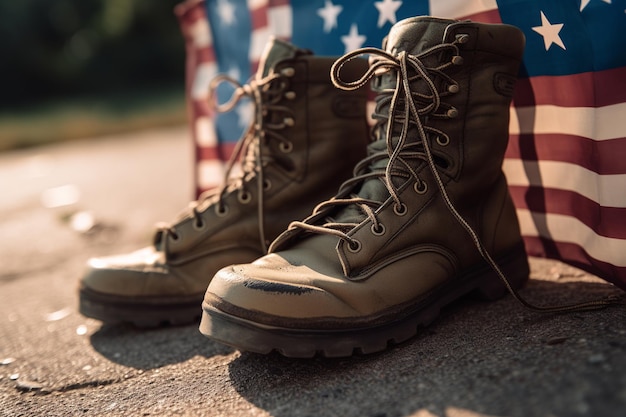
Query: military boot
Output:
[[79, 38, 370, 327], [200, 17, 531, 357]]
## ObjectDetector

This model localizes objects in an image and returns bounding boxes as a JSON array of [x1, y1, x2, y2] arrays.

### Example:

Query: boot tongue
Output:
[[256, 37, 311, 79]]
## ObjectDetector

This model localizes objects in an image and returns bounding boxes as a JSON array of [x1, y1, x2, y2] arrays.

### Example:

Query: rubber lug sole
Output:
[[199, 248, 529, 358], [79, 286, 203, 328]]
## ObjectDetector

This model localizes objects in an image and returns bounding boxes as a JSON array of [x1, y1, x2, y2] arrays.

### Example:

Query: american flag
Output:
[[176, 0, 626, 290]]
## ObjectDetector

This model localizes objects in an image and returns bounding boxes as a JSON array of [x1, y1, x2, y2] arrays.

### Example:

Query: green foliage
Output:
[[0, 0, 186, 110]]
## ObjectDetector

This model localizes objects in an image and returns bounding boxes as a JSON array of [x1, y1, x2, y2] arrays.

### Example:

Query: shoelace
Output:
[[157, 70, 296, 255], [287, 39, 623, 313]]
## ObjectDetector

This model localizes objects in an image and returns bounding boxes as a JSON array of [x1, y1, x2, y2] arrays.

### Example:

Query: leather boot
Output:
[[200, 17, 530, 357], [79, 38, 370, 326]]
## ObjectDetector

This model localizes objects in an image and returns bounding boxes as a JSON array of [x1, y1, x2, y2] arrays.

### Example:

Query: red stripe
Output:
[[250, 4, 268, 29], [510, 186, 626, 239], [523, 236, 626, 290], [197, 142, 237, 162], [270, 0, 290, 7], [505, 134, 626, 175], [175, 0, 206, 24], [191, 100, 214, 119], [514, 66, 626, 108]]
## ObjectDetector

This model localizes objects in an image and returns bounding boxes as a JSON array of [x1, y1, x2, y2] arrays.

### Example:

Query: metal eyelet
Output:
[[215, 204, 229, 217], [279, 141, 293, 153], [284, 91, 296, 100], [393, 203, 408, 216], [347, 239, 362, 253], [436, 135, 450, 146], [451, 56, 464, 65], [169, 232, 180, 241], [263, 179, 272, 190], [446, 108, 459, 118], [447, 84, 459, 94], [281, 67, 295, 77], [192, 219, 205, 231], [283, 117, 295, 127], [414, 180, 428, 195], [238, 190, 252, 204], [456, 34, 470, 44], [371, 223, 386, 236]]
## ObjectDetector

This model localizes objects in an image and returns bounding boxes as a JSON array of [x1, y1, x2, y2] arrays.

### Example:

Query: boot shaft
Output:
[[255, 50, 370, 238], [164, 40, 370, 260], [380, 17, 525, 198]]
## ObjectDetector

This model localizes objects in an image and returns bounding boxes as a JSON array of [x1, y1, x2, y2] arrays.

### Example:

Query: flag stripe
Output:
[[430, 0, 498, 20], [503, 159, 626, 207], [509, 186, 626, 239], [514, 67, 626, 108], [510, 103, 626, 142], [198, 142, 237, 161], [523, 236, 626, 290], [505, 134, 626, 175], [517, 209, 626, 268]]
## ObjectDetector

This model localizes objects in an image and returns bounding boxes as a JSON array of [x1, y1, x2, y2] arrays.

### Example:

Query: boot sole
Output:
[[199, 246, 529, 358], [79, 285, 203, 327]]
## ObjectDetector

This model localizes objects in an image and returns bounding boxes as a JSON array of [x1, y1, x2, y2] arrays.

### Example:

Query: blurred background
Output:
[[0, 0, 187, 151]]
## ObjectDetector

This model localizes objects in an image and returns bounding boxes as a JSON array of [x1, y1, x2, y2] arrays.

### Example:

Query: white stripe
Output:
[[197, 160, 225, 189], [517, 209, 626, 267], [247, 0, 267, 11], [191, 62, 218, 100], [510, 103, 626, 141], [195, 117, 218, 147], [429, 0, 498, 19], [187, 19, 212, 48], [503, 159, 626, 207], [250, 27, 272, 64], [268, 5, 292, 39]]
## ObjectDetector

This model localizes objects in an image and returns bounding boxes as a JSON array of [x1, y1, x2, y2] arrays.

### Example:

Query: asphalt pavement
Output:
[[1, 127, 624, 417]]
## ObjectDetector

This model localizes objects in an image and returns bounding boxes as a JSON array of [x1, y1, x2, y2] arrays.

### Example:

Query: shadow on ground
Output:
[[90, 322, 233, 370], [226, 279, 626, 417]]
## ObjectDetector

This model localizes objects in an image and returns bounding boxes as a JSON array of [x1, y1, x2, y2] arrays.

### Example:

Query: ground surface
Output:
[[1, 127, 624, 417]]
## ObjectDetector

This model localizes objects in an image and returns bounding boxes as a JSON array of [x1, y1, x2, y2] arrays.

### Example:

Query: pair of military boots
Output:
[[80, 16, 532, 357]]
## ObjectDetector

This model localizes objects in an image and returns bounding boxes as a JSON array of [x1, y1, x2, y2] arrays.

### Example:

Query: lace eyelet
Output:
[[436, 135, 450, 146], [193, 219, 205, 231], [371, 223, 386, 236], [347, 239, 361, 253], [393, 202, 408, 216], [283, 117, 295, 127], [238, 190, 252, 204], [279, 141, 293, 153], [169, 231, 180, 241], [455, 34, 470, 44], [414, 180, 428, 195], [263, 179, 272, 191], [446, 108, 459, 118], [215, 204, 229, 217], [281, 67, 295, 77], [451, 56, 464, 65], [447, 84, 459, 94], [284, 91, 296, 100]]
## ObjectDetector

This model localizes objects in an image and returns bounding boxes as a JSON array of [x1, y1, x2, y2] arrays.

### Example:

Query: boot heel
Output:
[[475, 247, 529, 301]]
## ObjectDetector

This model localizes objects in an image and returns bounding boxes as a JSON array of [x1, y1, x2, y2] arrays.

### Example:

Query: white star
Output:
[[532, 11, 566, 51], [317, 0, 343, 33], [217, 0, 236, 26], [580, 0, 611, 12], [341, 24, 366, 53], [226, 65, 241, 82], [374, 0, 402, 28]]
